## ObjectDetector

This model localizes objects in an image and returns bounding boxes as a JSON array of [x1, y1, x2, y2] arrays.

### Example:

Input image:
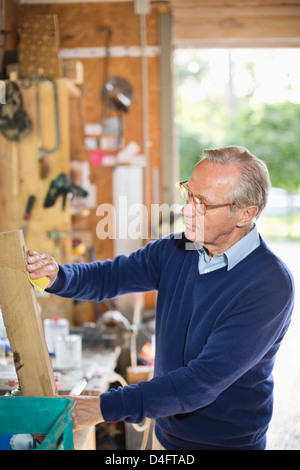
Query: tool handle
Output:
[[70, 379, 87, 396], [24, 195, 36, 219], [83, 363, 99, 382], [69, 363, 99, 396]]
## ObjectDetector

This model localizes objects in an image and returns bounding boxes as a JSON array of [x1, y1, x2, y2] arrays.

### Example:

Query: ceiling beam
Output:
[[169, 0, 300, 48], [17, 0, 132, 4], [172, 6, 300, 17], [170, 0, 300, 6]]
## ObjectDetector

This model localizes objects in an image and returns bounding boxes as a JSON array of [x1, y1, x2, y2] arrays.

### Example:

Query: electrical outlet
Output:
[[134, 0, 151, 15]]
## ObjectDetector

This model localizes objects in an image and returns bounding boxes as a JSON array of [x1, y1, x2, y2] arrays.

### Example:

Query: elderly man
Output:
[[27, 146, 294, 450]]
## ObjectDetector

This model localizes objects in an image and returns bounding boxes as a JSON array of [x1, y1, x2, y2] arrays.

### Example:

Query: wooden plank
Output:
[[170, 0, 300, 6], [0, 230, 57, 397], [172, 6, 300, 17], [19, 0, 131, 3], [174, 15, 300, 44], [175, 37, 300, 48], [73, 426, 96, 451], [170, 0, 300, 47]]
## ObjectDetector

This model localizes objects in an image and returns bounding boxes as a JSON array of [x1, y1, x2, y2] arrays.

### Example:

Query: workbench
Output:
[[70, 346, 120, 451], [0, 346, 120, 450], [0, 231, 122, 450], [55, 346, 120, 396]]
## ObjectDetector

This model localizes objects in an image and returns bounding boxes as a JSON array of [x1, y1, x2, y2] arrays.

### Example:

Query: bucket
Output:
[[0, 397, 75, 450]]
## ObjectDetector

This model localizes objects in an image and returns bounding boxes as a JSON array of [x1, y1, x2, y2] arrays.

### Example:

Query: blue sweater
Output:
[[48, 233, 294, 450]]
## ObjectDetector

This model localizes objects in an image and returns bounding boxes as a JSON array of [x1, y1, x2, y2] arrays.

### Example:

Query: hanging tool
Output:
[[101, 76, 133, 113], [35, 77, 60, 179], [44, 173, 88, 211], [0, 81, 33, 195], [96, 25, 112, 124], [45, 230, 70, 263], [20, 195, 36, 237], [45, 230, 69, 243], [0, 81, 32, 141]]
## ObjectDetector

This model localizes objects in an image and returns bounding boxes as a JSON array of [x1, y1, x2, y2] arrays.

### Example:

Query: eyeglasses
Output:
[[177, 180, 236, 215]]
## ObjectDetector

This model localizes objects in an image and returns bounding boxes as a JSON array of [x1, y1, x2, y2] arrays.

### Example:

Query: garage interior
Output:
[[0, 0, 299, 451]]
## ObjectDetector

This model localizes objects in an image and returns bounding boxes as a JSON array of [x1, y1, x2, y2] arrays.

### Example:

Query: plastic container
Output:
[[0, 396, 76, 450], [44, 317, 69, 356], [55, 334, 82, 370]]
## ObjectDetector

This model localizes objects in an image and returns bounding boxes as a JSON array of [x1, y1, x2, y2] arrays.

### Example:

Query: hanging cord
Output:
[[0, 0, 5, 49], [139, 13, 151, 217], [97, 26, 112, 123], [0, 0, 5, 78], [109, 371, 152, 449]]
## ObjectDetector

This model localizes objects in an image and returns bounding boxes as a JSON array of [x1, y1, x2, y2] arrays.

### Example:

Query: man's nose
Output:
[[181, 199, 195, 216]]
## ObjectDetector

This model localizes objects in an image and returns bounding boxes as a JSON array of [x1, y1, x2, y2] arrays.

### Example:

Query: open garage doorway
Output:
[[173, 47, 300, 449]]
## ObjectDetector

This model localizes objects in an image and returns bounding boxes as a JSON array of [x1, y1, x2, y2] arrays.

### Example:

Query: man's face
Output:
[[182, 160, 244, 251]]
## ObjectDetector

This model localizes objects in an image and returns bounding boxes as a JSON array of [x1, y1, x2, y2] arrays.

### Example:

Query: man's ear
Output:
[[236, 206, 259, 227]]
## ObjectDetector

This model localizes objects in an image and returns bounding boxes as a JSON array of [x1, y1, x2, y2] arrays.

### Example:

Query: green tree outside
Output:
[[174, 49, 300, 238], [175, 50, 300, 190]]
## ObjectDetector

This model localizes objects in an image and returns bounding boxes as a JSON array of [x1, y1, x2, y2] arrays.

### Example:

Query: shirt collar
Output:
[[195, 224, 260, 271], [225, 224, 260, 270]]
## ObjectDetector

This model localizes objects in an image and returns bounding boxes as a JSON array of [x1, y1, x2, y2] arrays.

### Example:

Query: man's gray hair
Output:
[[200, 146, 271, 218]]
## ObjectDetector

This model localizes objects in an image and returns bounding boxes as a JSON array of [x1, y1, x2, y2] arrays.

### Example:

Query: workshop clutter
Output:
[[0, 75, 94, 228], [0, 14, 91, 249], [0, 74, 92, 327], [0, 2, 161, 450], [44, 317, 83, 370], [44, 316, 70, 356]]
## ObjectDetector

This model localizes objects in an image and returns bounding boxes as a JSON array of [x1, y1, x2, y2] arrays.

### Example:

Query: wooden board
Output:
[[0, 230, 57, 396], [169, 0, 300, 47]]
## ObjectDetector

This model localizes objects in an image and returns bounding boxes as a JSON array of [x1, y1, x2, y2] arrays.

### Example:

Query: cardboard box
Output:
[[63, 60, 84, 85]]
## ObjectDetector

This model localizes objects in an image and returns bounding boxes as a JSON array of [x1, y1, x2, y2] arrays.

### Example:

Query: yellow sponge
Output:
[[27, 272, 50, 294]]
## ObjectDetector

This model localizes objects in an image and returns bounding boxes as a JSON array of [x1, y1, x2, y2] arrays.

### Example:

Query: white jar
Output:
[[44, 317, 69, 356], [54, 335, 82, 370]]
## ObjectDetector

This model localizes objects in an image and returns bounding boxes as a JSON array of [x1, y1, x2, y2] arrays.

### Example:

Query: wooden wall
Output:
[[14, 1, 164, 265], [0, 79, 80, 323], [0, 1, 167, 318]]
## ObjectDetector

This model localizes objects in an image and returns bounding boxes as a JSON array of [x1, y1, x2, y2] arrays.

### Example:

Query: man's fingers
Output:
[[26, 250, 59, 287], [27, 251, 48, 264], [27, 255, 50, 275]]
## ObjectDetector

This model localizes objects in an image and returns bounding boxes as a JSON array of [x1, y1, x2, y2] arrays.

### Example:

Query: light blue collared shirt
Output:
[[196, 224, 260, 275]]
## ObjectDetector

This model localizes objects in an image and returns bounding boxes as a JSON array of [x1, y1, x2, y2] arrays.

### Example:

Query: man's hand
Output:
[[26, 249, 59, 289], [70, 395, 104, 431]]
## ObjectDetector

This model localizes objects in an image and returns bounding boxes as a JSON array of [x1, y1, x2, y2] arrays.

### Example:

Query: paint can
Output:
[[54, 335, 82, 370], [44, 317, 69, 356]]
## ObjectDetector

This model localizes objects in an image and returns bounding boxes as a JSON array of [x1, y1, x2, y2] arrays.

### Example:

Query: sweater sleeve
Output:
[[46, 236, 169, 301], [101, 275, 294, 424]]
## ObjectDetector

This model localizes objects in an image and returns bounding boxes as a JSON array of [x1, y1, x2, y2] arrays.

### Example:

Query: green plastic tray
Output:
[[0, 397, 76, 450]]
